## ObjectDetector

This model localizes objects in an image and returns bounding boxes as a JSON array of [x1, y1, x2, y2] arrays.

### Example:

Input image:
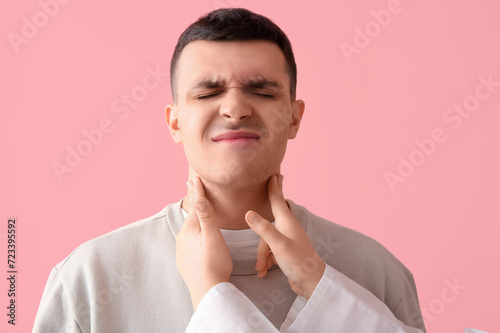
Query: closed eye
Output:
[[254, 93, 275, 99], [197, 93, 219, 100]]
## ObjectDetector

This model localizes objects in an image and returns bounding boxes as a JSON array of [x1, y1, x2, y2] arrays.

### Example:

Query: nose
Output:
[[219, 89, 252, 122]]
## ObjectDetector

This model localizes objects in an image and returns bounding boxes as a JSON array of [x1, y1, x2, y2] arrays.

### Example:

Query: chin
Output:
[[215, 169, 276, 188], [192, 157, 280, 187]]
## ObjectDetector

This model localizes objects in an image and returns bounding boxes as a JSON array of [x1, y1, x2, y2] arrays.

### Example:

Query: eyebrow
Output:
[[190, 77, 283, 91], [244, 78, 282, 90], [192, 78, 225, 90]]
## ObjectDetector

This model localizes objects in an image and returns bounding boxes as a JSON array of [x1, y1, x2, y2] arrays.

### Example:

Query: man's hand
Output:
[[245, 174, 326, 300], [176, 176, 233, 310]]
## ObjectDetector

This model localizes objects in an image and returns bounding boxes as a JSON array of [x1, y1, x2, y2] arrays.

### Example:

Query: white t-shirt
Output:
[[182, 208, 272, 260]]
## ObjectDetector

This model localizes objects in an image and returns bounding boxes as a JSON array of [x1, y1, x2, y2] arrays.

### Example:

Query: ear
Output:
[[165, 104, 183, 144], [288, 99, 305, 139]]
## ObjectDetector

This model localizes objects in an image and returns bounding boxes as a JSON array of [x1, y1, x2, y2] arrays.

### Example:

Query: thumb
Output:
[[194, 197, 220, 240], [245, 210, 283, 249]]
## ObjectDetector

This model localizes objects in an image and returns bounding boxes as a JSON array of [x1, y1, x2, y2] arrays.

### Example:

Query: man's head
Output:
[[169, 8, 297, 103], [166, 9, 304, 189]]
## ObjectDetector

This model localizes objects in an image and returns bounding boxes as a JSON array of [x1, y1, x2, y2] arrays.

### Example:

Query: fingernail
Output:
[[196, 200, 207, 210], [279, 174, 284, 183], [247, 211, 258, 223]]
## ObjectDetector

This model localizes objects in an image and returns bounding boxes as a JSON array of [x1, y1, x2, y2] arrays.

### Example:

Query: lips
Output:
[[212, 131, 260, 142]]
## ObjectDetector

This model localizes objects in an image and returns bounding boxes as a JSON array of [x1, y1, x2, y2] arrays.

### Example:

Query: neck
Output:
[[181, 173, 275, 230]]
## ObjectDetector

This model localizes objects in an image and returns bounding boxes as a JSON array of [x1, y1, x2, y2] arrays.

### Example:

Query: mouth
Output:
[[212, 131, 261, 143]]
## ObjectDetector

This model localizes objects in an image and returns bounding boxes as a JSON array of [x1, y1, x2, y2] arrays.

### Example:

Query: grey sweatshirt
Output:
[[33, 198, 426, 332]]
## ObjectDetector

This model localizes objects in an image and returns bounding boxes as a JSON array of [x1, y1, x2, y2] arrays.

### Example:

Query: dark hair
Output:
[[170, 8, 297, 102]]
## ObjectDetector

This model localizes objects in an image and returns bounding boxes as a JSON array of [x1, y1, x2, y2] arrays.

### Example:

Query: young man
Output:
[[33, 8, 426, 332]]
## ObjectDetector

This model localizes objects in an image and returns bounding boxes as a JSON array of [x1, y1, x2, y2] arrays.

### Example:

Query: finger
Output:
[[263, 254, 277, 275], [255, 238, 271, 273], [267, 174, 292, 224], [192, 176, 208, 211], [245, 210, 284, 249], [182, 179, 200, 233], [192, 175, 206, 198], [186, 179, 195, 215], [257, 252, 276, 278], [194, 198, 218, 234], [278, 174, 284, 193], [182, 205, 201, 233], [193, 177, 221, 241], [257, 255, 277, 278]]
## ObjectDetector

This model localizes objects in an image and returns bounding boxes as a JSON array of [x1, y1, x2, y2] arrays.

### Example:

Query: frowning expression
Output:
[[166, 40, 304, 187]]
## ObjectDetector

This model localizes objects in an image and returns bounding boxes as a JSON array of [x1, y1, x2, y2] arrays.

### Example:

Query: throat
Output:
[[183, 179, 275, 230]]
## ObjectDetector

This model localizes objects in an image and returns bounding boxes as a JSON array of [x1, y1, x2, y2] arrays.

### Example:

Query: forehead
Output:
[[176, 40, 289, 90]]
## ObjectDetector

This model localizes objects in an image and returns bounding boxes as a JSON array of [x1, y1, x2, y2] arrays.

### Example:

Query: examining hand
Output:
[[176, 176, 233, 310], [245, 174, 326, 300]]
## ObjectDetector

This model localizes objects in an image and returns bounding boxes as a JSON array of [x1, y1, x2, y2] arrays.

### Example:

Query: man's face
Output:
[[167, 40, 304, 188]]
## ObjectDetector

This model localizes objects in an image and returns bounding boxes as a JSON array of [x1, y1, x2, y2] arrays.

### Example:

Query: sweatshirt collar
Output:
[[166, 197, 308, 276]]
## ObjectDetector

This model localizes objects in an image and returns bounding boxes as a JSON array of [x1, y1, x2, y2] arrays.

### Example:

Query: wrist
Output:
[[302, 261, 326, 300], [191, 278, 230, 311]]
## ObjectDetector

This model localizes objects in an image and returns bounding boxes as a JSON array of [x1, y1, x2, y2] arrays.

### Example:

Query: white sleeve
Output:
[[280, 264, 425, 333], [187, 265, 425, 333], [185, 282, 278, 333]]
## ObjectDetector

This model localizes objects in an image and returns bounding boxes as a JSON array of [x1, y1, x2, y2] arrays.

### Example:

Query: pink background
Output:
[[2, 0, 499, 332]]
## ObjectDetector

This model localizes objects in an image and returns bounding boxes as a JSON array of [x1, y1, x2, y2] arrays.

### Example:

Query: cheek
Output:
[[263, 107, 293, 142], [179, 108, 211, 143]]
